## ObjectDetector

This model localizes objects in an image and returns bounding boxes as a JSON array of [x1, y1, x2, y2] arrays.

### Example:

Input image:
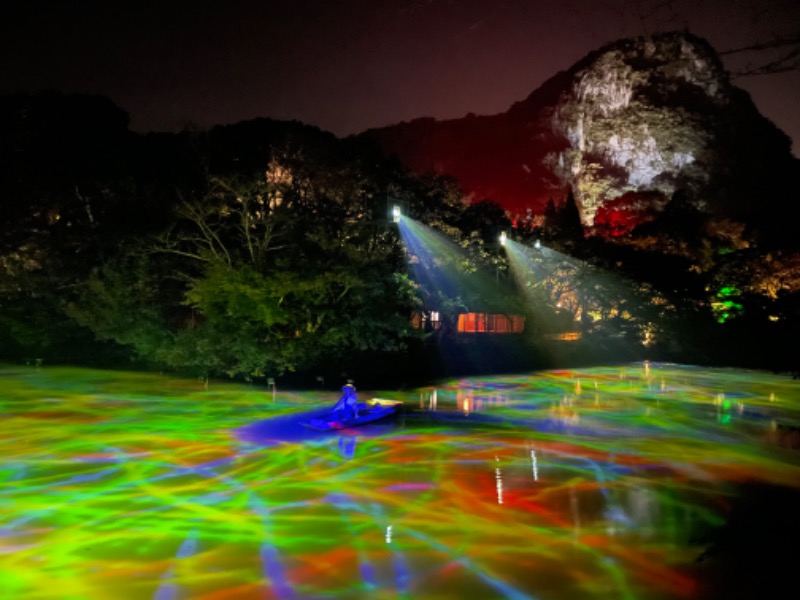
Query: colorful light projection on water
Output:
[[1, 363, 799, 599]]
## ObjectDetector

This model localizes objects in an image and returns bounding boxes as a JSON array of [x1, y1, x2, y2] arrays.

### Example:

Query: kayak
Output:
[[301, 398, 402, 431]]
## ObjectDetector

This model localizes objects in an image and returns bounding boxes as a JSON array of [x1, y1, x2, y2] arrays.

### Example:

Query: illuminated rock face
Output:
[[365, 31, 797, 236], [551, 33, 728, 227]]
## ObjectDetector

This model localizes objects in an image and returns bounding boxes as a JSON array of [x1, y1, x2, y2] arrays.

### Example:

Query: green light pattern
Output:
[[716, 287, 741, 299], [713, 286, 745, 323], [1, 363, 798, 598]]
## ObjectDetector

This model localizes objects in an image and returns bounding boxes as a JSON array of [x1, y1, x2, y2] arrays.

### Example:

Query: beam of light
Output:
[[504, 237, 596, 311], [396, 215, 519, 372], [1, 363, 799, 599], [503, 238, 665, 353], [395, 214, 511, 314], [396, 215, 491, 304]]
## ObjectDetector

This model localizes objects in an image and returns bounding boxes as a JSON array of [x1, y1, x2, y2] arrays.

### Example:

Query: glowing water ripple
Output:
[[0, 363, 798, 598]]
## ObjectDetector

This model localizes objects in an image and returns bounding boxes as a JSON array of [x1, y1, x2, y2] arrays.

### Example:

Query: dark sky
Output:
[[2, 0, 799, 155]]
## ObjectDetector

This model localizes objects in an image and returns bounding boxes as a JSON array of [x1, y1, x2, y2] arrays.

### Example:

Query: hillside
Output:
[[363, 31, 799, 238]]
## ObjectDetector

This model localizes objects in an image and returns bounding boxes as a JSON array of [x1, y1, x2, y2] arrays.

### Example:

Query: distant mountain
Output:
[[362, 31, 799, 236]]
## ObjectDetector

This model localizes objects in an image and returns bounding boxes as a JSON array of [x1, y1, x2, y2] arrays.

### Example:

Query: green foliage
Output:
[[87, 130, 427, 379], [167, 317, 293, 379], [184, 263, 287, 327], [66, 257, 175, 363], [401, 173, 465, 236]]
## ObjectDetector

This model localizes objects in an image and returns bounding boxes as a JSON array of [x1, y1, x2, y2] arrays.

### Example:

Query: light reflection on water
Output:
[[1, 362, 799, 599]]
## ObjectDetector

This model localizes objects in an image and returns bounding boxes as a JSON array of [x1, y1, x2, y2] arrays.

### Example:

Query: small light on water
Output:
[[495, 459, 504, 505]]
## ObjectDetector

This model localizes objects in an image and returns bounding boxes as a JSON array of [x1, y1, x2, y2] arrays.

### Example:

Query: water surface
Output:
[[1, 363, 798, 599]]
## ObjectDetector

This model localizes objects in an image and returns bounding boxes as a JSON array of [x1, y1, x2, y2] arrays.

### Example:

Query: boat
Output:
[[301, 398, 402, 431]]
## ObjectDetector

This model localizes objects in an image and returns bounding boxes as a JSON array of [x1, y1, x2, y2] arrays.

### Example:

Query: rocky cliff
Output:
[[363, 32, 798, 236]]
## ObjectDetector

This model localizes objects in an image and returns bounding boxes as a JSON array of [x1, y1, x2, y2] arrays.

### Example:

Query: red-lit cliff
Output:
[[362, 32, 798, 237]]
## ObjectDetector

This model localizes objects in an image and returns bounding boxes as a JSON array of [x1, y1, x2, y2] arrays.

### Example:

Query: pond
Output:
[[1, 362, 799, 599]]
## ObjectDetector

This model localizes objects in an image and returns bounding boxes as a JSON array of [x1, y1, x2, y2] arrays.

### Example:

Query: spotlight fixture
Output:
[[392, 205, 401, 223], [499, 231, 507, 246]]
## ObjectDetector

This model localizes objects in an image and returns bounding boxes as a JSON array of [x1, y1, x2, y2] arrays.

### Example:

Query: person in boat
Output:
[[334, 382, 359, 422]]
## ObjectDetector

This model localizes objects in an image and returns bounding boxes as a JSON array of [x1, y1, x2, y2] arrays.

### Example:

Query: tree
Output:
[[0, 92, 183, 364], [543, 190, 583, 242], [68, 129, 426, 380], [459, 199, 512, 244]]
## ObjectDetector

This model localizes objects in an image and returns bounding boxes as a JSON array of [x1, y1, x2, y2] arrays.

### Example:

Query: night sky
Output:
[[3, 0, 799, 155]]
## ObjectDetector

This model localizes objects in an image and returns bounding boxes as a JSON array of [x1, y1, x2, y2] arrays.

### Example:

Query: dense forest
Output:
[[1, 92, 798, 387]]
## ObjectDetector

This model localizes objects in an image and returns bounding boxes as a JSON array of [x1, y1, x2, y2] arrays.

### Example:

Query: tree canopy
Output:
[[2, 92, 799, 381]]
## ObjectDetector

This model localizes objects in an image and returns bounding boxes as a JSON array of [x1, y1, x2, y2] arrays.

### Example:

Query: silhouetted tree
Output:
[[543, 189, 583, 242], [459, 199, 512, 244]]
